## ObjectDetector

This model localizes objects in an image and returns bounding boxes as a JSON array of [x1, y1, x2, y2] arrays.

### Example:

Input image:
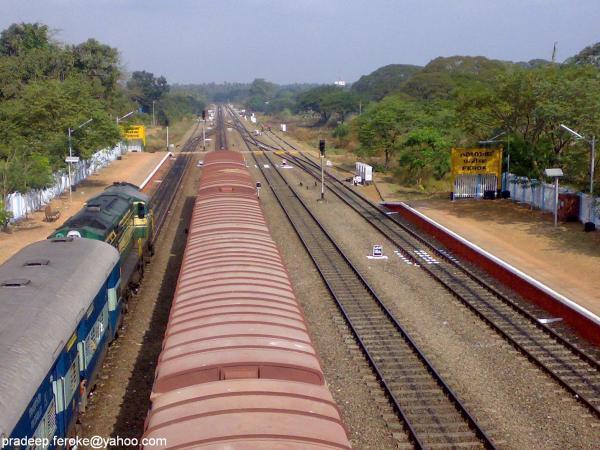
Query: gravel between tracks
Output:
[[271, 153, 600, 450], [247, 163, 399, 449]]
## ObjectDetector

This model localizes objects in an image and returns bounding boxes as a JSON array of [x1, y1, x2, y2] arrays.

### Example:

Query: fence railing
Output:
[[5, 146, 122, 222], [502, 173, 600, 225]]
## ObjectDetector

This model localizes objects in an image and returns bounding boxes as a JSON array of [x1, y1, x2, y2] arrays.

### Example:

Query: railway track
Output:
[[180, 119, 215, 153], [227, 106, 600, 419], [150, 153, 191, 242], [229, 121, 497, 448], [214, 105, 228, 149], [149, 118, 209, 241]]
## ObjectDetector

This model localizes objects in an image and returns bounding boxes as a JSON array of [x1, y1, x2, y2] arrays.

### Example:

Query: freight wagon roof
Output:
[[0, 238, 119, 437], [203, 150, 246, 166], [151, 150, 326, 396], [143, 379, 351, 450]]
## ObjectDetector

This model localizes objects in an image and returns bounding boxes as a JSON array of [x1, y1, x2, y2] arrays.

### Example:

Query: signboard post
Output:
[[119, 124, 146, 152], [67, 118, 93, 201], [544, 168, 564, 227]]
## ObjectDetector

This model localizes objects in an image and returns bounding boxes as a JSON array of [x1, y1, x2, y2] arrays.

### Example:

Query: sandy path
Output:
[[0, 151, 166, 264], [410, 198, 600, 317]]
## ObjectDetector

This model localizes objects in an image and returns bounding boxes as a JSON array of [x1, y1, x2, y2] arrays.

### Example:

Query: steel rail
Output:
[[236, 115, 600, 418], [237, 128, 497, 448]]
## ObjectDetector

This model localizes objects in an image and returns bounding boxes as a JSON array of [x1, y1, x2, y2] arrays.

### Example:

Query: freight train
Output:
[[141, 151, 351, 449]]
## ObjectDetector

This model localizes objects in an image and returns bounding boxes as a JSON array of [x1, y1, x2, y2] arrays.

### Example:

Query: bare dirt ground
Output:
[[0, 151, 166, 264], [409, 198, 600, 317]]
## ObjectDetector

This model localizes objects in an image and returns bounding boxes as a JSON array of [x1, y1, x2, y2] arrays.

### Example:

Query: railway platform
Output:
[[0, 151, 167, 264], [406, 198, 600, 319], [384, 198, 600, 346]]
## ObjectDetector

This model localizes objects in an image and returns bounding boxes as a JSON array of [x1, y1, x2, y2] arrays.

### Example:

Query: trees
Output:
[[0, 22, 51, 57], [158, 93, 205, 125], [0, 22, 125, 198], [351, 64, 421, 101], [398, 128, 452, 184], [355, 96, 413, 168], [126, 70, 169, 113], [296, 86, 359, 124], [456, 65, 600, 180], [0, 76, 119, 177], [355, 95, 456, 184], [566, 42, 600, 68], [72, 38, 120, 99]]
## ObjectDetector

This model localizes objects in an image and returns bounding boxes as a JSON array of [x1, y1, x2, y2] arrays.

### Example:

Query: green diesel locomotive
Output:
[[50, 182, 154, 290]]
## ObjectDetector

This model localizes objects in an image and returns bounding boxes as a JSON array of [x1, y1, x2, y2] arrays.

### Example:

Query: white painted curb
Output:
[[139, 152, 173, 190]]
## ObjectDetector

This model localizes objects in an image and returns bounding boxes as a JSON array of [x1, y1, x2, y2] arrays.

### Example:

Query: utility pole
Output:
[[560, 124, 597, 228], [116, 110, 137, 155], [166, 126, 169, 151], [66, 118, 93, 202], [68, 127, 73, 202], [590, 135, 596, 196], [152, 101, 156, 127]]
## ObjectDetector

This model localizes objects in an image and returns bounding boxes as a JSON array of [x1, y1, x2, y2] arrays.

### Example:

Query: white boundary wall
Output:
[[503, 173, 600, 225], [5, 146, 122, 221]]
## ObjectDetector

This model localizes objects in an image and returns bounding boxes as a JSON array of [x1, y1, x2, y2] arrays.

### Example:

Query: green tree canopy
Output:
[[351, 64, 422, 101], [296, 85, 359, 124], [456, 64, 600, 179], [126, 70, 169, 113], [0, 22, 52, 57], [355, 96, 418, 168], [72, 38, 120, 99]]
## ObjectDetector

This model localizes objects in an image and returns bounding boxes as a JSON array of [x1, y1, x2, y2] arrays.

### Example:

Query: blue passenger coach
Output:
[[0, 237, 120, 448]]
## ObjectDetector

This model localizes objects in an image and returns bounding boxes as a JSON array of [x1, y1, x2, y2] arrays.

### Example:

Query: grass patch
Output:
[[144, 116, 196, 152]]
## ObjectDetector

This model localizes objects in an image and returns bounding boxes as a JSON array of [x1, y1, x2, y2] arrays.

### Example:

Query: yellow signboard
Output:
[[120, 125, 146, 145], [451, 147, 503, 181]]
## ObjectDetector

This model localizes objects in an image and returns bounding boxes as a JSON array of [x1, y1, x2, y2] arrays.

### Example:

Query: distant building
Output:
[[334, 79, 346, 87]]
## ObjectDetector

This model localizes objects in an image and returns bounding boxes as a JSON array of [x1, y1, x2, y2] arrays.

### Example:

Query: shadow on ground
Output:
[[108, 196, 195, 448]]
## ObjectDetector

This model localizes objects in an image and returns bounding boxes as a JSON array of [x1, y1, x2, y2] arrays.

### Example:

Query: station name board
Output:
[[451, 148, 502, 177], [119, 125, 146, 145]]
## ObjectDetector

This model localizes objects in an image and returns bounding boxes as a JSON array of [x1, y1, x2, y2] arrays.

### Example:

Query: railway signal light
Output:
[[318, 140, 326, 201]]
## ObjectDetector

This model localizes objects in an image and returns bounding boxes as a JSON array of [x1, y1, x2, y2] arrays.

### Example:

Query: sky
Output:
[[1, 0, 599, 85]]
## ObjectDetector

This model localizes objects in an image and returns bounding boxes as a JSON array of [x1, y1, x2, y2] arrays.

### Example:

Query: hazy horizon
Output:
[[1, 0, 599, 84]]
